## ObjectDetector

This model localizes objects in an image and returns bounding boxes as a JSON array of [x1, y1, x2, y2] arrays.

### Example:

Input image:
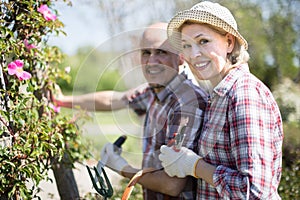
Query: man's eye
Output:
[[141, 50, 150, 56], [157, 49, 167, 55], [182, 44, 191, 49]]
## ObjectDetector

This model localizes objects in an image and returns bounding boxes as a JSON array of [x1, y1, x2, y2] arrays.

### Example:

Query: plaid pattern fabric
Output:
[[197, 64, 283, 199], [129, 73, 207, 200]]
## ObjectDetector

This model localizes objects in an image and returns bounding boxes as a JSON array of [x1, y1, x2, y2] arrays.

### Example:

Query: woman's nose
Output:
[[190, 45, 202, 59]]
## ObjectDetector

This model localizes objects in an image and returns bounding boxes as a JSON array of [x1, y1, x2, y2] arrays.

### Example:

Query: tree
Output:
[[263, 0, 298, 85]]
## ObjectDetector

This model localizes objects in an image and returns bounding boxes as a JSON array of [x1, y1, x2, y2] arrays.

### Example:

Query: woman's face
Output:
[[181, 23, 235, 84]]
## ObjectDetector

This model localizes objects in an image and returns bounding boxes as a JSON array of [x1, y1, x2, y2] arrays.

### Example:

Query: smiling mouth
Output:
[[146, 66, 165, 75], [194, 61, 210, 71]]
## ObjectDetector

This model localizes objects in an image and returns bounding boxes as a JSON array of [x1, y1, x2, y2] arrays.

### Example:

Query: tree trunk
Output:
[[52, 153, 80, 200]]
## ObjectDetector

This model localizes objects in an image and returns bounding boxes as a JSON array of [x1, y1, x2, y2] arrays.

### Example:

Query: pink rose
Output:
[[38, 5, 57, 21], [8, 60, 32, 81], [49, 103, 61, 113], [24, 39, 37, 50]]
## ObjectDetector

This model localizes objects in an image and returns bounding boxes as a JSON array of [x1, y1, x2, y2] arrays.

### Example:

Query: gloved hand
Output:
[[100, 143, 129, 174], [158, 145, 201, 178]]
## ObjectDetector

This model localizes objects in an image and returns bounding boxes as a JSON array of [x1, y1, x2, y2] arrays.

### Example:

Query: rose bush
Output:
[[0, 0, 90, 199]]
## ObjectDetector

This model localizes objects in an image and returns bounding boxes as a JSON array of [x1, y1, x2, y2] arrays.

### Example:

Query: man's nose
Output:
[[147, 54, 159, 64]]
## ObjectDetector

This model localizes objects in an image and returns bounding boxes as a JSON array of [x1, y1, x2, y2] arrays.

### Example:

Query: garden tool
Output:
[[96, 135, 127, 175], [122, 121, 188, 200], [86, 135, 127, 199], [86, 165, 113, 199]]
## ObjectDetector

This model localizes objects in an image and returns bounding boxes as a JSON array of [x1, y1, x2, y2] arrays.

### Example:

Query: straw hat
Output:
[[167, 1, 248, 50]]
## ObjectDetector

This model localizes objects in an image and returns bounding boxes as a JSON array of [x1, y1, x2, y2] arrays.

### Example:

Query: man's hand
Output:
[[124, 83, 149, 101], [51, 84, 65, 107], [100, 143, 129, 174], [159, 145, 201, 178]]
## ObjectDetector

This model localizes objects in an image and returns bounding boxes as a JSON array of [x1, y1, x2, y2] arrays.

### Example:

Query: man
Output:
[[54, 22, 207, 199]]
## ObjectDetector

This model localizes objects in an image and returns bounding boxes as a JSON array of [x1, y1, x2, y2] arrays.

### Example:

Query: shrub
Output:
[[0, 0, 90, 198], [278, 122, 300, 199]]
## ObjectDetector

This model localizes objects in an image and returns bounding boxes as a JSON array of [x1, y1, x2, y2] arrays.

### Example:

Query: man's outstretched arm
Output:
[[54, 90, 127, 111]]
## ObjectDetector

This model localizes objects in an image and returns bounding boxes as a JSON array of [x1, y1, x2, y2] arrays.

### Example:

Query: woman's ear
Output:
[[226, 33, 235, 53]]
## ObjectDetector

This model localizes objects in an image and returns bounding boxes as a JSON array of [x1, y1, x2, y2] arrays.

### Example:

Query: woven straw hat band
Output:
[[167, 1, 248, 50]]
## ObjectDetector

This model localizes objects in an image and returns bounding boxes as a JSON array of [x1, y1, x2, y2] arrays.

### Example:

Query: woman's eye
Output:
[[199, 39, 209, 45]]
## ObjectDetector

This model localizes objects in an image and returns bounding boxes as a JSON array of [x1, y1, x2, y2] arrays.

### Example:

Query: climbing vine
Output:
[[0, 0, 90, 198]]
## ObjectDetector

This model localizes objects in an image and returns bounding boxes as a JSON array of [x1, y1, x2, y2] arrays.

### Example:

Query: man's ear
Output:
[[178, 53, 185, 65]]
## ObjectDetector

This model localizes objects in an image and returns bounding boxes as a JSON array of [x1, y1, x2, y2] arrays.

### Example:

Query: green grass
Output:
[[60, 108, 143, 165], [83, 133, 143, 165], [60, 107, 141, 125]]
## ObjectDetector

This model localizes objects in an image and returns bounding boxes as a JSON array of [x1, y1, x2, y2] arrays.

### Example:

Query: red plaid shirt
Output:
[[197, 64, 283, 199], [129, 73, 207, 200]]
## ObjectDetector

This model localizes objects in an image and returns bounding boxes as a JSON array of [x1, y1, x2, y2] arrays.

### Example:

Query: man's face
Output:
[[140, 28, 181, 87]]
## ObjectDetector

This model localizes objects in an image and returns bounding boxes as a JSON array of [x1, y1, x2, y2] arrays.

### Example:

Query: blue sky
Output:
[[49, 1, 109, 55], [48, 1, 176, 55]]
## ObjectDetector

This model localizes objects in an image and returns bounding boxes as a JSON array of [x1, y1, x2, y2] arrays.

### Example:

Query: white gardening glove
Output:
[[158, 145, 201, 178], [100, 143, 129, 174]]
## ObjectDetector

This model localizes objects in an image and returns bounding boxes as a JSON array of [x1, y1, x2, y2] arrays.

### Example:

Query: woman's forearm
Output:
[[194, 159, 216, 187]]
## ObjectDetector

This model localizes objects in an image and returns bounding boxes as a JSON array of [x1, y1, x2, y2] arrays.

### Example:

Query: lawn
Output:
[[61, 108, 144, 165]]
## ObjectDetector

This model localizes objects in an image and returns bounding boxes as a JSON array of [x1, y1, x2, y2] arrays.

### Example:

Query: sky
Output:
[[48, 0, 176, 55], [48, 1, 109, 55]]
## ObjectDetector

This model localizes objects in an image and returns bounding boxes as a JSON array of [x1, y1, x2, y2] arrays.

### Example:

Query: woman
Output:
[[159, 1, 283, 199]]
